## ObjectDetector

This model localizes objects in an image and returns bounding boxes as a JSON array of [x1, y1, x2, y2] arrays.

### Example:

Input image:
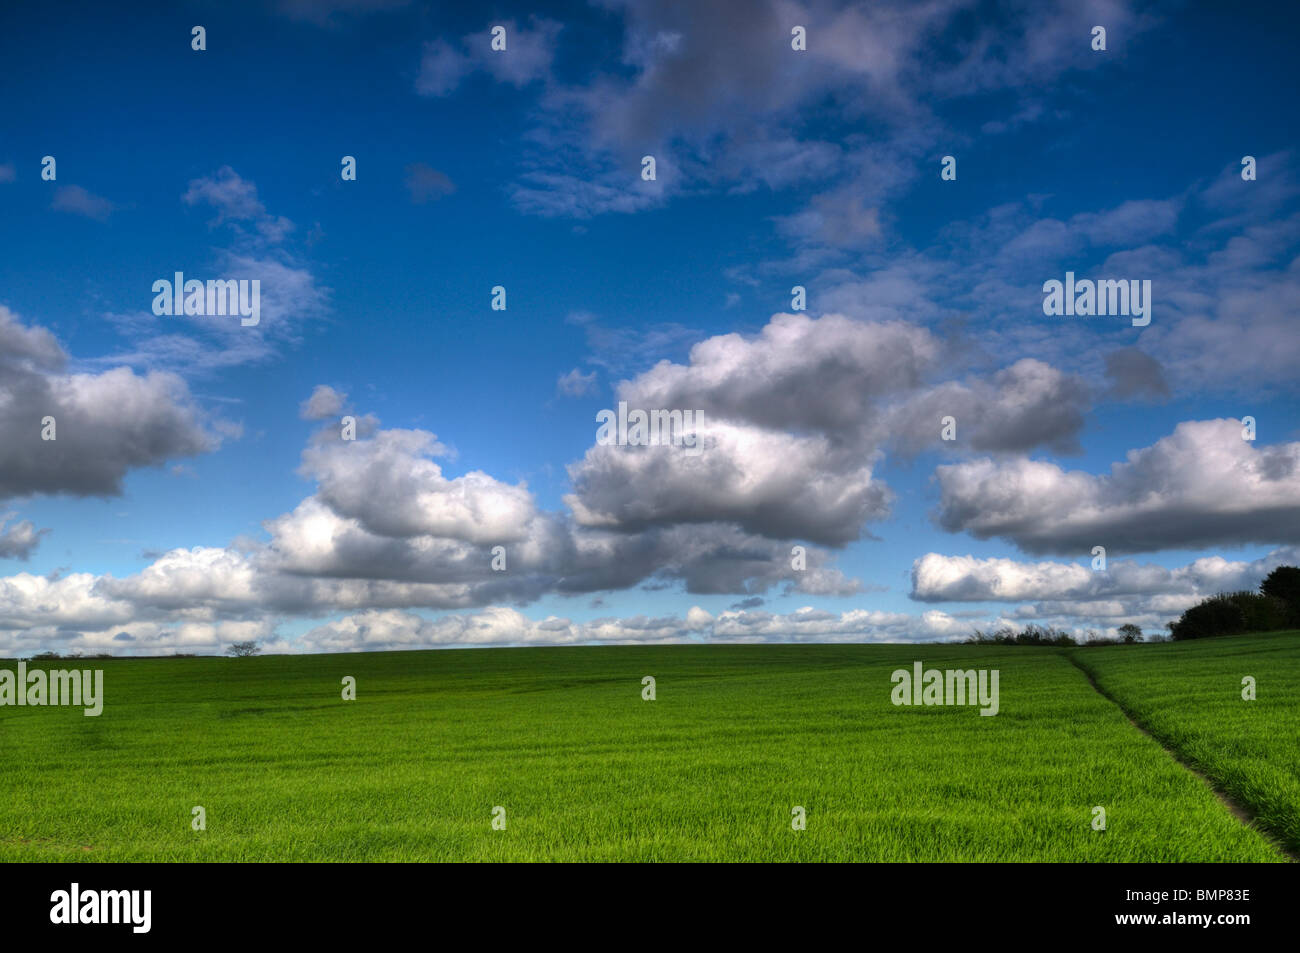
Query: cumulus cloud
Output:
[[888, 358, 1091, 455], [567, 418, 892, 545], [300, 385, 346, 420], [965, 360, 1091, 453], [566, 313, 1094, 545], [935, 419, 1300, 554], [0, 517, 844, 654], [0, 398, 866, 656], [253, 482, 857, 603], [97, 546, 264, 612], [911, 547, 1300, 603], [0, 295, 1219, 654], [0, 306, 217, 500], [565, 313, 922, 544], [296, 603, 965, 653], [621, 313, 936, 436], [908, 545, 1300, 637], [0, 516, 45, 560], [23, 405, 1283, 654], [0, 571, 134, 633], [300, 429, 536, 543], [614, 313, 1091, 454]]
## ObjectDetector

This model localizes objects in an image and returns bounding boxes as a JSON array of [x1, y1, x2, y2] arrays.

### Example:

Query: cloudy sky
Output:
[[1, 0, 1297, 655]]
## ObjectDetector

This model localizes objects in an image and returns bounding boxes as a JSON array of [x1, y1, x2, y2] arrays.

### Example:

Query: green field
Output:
[[1, 634, 1297, 862], [1073, 632, 1300, 855]]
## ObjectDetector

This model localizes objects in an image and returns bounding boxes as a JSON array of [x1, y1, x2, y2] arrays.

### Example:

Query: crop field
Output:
[[1, 636, 1296, 862], [1074, 631, 1300, 855]]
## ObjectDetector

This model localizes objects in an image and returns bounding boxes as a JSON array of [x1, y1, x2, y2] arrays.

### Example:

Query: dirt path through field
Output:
[[1065, 652, 1297, 862]]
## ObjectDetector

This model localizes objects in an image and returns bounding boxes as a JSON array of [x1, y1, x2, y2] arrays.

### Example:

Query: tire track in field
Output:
[[1064, 651, 1299, 862]]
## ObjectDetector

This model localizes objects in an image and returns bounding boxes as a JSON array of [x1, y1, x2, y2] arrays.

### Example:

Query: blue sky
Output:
[[1, 0, 1297, 654]]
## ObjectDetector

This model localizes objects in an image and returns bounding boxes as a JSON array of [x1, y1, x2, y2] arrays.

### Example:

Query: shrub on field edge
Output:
[[1170, 590, 1290, 641], [964, 623, 1149, 647], [966, 625, 1077, 646]]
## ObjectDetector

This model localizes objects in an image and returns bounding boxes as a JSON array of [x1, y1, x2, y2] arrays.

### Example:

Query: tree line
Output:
[[964, 566, 1300, 645]]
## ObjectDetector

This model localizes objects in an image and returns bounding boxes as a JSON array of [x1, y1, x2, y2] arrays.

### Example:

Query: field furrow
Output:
[[1071, 632, 1300, 858]]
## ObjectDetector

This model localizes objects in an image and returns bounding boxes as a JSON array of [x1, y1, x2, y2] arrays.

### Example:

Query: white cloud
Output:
[[0, 516, 45, 560], [566, 417, 892, 545], [300, 385, 346, 420], [300, 429, 536, 544], [0, 306, 218, 500], [296, 603, 966, 653], [556, 367, 597, 397], [911, 547, 1300, 603], [935, 419, 1300, 554], [566, 312, 1092, 545]]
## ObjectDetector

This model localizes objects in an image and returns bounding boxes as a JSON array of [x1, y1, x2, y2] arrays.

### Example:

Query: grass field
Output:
[[1072, 631, 1300, 856], [1, 635, 1296, 862]]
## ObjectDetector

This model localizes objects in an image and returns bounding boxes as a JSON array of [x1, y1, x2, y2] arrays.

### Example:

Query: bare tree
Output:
[[225, 641, 261, 658]]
